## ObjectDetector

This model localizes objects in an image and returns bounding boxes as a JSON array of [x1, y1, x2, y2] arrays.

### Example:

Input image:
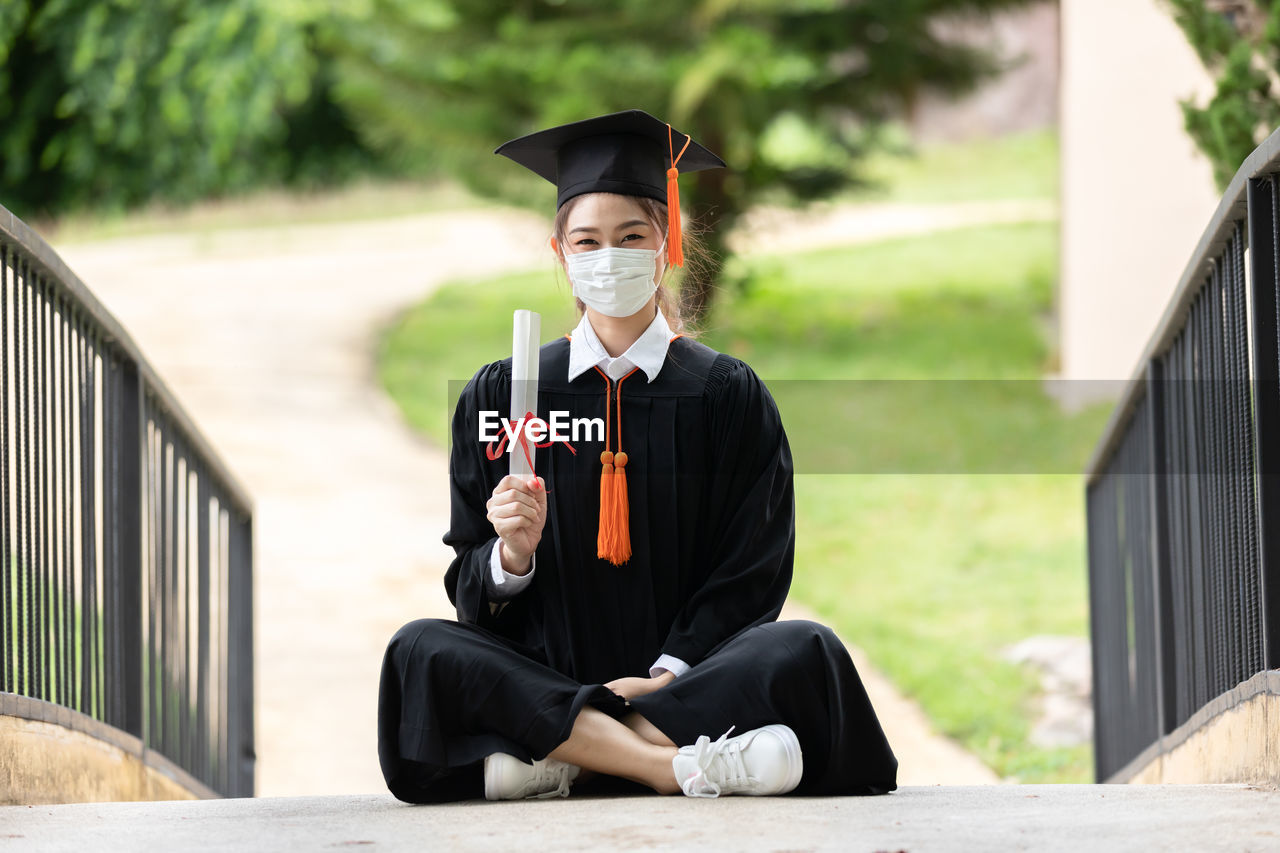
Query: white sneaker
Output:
[[483, 752, 581, 800], [671, 724, 803, 798]]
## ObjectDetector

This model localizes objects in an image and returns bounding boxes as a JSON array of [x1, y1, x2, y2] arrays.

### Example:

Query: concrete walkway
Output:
[[53, 199, 1039, 795], [4, 785, 1279, 852]]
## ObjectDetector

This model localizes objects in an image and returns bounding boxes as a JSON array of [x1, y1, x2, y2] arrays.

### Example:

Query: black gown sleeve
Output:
[[442, 360, 510, 627], [659, 357, 795, 667]]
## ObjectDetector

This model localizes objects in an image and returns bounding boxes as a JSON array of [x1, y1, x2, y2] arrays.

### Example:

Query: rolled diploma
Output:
[[509, 309, 541, 479]]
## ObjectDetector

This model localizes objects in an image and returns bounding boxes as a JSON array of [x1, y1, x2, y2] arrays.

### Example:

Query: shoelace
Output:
[[530, 759, 574, 799], [680, 726, 749, 798]]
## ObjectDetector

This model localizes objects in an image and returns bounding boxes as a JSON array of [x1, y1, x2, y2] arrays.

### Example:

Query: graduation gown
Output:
[[377, 335, 898, 801]]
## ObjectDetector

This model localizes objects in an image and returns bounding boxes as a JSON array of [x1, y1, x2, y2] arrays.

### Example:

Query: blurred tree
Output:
[[326, 0, 1042, 323], [0, 0, 351, 218], [1162, 0, 1280, 191]]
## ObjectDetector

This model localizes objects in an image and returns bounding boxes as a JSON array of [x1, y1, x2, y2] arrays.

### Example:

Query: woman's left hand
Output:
[[604, 671, 676, 701]]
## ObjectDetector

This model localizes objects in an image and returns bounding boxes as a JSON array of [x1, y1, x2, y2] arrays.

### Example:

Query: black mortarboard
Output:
[[495, 109, 726, 268]]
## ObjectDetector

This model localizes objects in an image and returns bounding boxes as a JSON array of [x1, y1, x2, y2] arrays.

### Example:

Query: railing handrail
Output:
[[0, 203, 253, 517], [1085, 124, 1280, 482]]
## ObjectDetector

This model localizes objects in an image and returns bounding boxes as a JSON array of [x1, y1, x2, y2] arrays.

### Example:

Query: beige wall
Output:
[[1059, 0, 1221, 385]]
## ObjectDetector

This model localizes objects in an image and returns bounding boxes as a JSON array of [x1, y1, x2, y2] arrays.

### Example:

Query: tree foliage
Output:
[[0, 0, 345, 218], [326, 0, 1041, 322], [1162, 0, 1280, 191]]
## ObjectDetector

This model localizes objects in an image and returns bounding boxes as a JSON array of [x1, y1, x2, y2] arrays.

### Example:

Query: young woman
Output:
[[377, 109, 897, 802]]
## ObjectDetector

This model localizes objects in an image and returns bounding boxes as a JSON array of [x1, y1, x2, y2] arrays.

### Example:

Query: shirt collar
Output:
[[567, 309, 674, 383]]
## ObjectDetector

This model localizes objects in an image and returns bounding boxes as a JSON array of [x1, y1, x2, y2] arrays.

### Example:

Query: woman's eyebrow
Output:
[[568, 220, 651, 235]]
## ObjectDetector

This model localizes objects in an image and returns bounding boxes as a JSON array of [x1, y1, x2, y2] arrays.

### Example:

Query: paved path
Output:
[[4, 785, 1278, 851], [53, 200, 1037, 795]]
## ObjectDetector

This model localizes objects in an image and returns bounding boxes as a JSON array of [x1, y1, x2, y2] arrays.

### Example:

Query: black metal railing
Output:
[[0, 203, 255, 798], [1086, 127, 1280, 781]]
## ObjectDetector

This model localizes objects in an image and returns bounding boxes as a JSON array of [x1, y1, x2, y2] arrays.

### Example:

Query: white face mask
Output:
[[565, 239, 666, 318]]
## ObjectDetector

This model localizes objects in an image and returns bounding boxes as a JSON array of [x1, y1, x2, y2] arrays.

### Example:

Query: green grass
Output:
[[715, 222, 1059, 378], [841, 122, 1059, 204], [378, 219, 1111, 783], [793, 474, 1094, 782], [714, 224, 1092, 478]]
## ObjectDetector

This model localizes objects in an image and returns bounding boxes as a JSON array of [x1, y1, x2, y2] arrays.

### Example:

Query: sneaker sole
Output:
[[757, 724, 804, 795], [482, 753, 504, 801]]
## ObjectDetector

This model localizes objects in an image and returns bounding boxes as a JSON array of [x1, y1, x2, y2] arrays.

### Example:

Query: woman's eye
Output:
[[574, 238, 598, 247], [622, 233, 644, 242]]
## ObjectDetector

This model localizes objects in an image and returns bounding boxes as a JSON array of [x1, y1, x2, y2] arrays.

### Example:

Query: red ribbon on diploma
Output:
[[485, 410, 577, 485]]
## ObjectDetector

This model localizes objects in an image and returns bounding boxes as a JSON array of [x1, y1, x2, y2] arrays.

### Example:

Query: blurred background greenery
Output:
[[5, 0, 1048, 321]]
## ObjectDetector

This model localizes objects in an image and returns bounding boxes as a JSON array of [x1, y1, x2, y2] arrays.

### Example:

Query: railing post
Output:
[[227, 513, 255, 797], [1146, 359, 1177, 734], [196, 463, 211, 788], [104, 356, 144, 738], [1247, 175, 1280, 670]]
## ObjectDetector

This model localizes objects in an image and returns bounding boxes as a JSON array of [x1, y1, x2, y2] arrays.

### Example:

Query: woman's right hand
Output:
[[485, 475, 547, 575]]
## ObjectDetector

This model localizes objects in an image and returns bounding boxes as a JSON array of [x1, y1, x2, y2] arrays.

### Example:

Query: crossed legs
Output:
[[623, 710, 677, 747], [547, 707, 680, 794]]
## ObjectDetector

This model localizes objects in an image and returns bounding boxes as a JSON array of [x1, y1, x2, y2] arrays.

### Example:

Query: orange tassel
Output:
[[598, 449, 616, 559], [610, 450, 631, 563], [666, 165, 683, 269], [594, 367, 636, 565], [666, 123, 692, 269]]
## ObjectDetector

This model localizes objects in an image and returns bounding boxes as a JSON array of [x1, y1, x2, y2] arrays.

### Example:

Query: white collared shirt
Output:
[[567, 306, 673, 383], [486, 309, 690, 679]]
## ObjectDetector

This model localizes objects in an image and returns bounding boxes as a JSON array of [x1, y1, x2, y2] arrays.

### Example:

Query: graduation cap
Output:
[[495, 109, 726, 268]]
